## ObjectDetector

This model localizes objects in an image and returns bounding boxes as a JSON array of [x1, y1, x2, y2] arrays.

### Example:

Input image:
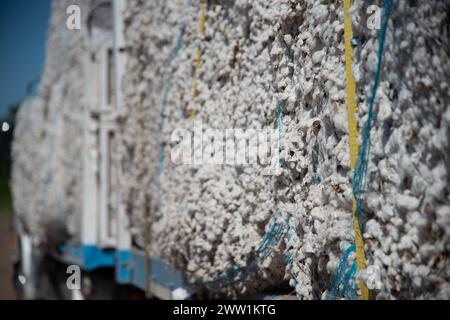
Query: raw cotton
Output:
[[12, 0, 450, 299], [12, 0, 92, 246]]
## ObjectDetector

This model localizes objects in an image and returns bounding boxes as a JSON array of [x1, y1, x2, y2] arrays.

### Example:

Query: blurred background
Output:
[[0, 0, 51, 299]]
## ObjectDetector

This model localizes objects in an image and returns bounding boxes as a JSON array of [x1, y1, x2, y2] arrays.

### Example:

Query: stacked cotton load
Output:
[[286, 0, 450, 300], [346, 0, 450, 299], [12, 0, 449, 299], [119, 0, 354, 297], [12, 98, 46, 241], [12, 0, 91, 245], [269, 0, 356, 300], [120, 0, 449, 299], [117, 0, 188, 248]]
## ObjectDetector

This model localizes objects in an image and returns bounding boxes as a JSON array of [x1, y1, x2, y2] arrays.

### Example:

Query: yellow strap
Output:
[[191, 0, 207, 118], [199, 0, 206, 33], [343, 0, 370, 300]]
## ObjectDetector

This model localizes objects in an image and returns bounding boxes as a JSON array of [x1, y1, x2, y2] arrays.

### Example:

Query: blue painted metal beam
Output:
[[59, 245, 115, 271], [59, 245, 194, 299], [128, 250, 188, 292]]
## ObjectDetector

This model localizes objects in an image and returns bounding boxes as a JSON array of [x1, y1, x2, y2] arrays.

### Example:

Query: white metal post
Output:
[[113, 0, 131, 253], [81, 48, 99, 246], [98, 46, 108, 246]]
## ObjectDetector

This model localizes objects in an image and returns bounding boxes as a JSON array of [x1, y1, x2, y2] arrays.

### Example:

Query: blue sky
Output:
[[0, 0, 51, 118]]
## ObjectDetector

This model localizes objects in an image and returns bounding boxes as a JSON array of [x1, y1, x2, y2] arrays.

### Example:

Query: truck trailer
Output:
[[11, 0, 450, 300]]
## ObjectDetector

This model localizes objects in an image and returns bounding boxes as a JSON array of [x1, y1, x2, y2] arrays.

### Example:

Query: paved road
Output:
[[0, 214, 16, 299]]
